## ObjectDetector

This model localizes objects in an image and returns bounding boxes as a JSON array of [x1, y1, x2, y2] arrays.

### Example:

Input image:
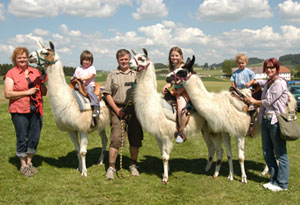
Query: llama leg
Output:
[[235, 136, 247, 184], [79, 132, 89, 177], [222, 133, 234, 181], [157, 137, 172, 184], [68, 131, 82, 172], [97, 129, 108, 165], [202, 129, 215, 172], [211, 134, 223, 178]]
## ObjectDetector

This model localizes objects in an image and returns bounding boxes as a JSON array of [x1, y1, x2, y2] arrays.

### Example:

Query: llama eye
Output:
[[42, 52, 49, 56], [138, 56, 145, 62]]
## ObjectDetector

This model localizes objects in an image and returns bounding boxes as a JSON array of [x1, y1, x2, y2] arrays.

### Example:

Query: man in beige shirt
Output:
[[103, 49, 143, 180]]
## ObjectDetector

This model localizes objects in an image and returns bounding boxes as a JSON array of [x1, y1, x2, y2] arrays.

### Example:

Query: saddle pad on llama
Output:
[[72, 90, 91, 111]]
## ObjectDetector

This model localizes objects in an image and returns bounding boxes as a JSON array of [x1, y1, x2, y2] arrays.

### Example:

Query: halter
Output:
[[173, 71, 193, 85], [35, 50, 57, 66], [134, 57, 150, 72]]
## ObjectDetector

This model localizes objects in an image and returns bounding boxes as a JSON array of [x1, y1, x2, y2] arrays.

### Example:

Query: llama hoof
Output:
[[97, 160, 104, 165], [161, 179, 168, 184], [227, 175, 234, 181], [212, 175, 218, 179], [241, 178, 247, 184], [81, 172, 87, 177]]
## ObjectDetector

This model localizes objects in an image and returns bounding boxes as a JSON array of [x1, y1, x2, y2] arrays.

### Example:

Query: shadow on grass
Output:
[[9, 148, 268, 183], [9, 147, 109, 171], [139, 155, 268, 183]]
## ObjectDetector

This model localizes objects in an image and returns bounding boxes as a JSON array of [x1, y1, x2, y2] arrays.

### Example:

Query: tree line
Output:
[[0, 64, 76, 76]]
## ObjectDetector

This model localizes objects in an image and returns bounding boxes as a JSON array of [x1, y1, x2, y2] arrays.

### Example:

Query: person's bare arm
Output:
[[4, 77, 38, 100]]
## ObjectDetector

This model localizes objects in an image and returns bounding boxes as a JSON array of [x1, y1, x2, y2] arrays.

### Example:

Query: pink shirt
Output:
[[74, 65, 96, 87], [4, 66, 44, 114], [257, 78, 289, 125]]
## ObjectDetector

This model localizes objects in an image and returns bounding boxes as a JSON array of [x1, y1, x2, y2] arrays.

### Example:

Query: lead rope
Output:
[[117, 80, 136, 178]]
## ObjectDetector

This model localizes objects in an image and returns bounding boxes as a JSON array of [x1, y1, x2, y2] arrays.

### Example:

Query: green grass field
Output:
[[1, 76, 300, 205]]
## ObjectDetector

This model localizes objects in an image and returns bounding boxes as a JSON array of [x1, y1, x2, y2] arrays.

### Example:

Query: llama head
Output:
[[129, 48, 151, 72], [29, 41, 57, 67], [166, 55, 195, 85]]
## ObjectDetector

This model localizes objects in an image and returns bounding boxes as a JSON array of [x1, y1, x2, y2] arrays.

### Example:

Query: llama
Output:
[[168, 56, 298, 183], [28, 41, 110, 177], [130, 48, 236, 183], [166, 56, 256, 183]]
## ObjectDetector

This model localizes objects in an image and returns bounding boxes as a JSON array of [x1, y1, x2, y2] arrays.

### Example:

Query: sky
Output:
[[0, 0, 300, 71]]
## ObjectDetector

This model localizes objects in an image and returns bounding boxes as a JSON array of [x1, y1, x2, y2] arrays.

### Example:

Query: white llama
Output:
[[130, 49, 236, 183], [28, 41, 110, 177], [167, 56, 256, 183], [169, 56, 299, 183]]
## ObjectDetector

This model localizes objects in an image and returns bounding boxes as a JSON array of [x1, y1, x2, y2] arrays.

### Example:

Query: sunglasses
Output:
[[266, 66, 276, 69]]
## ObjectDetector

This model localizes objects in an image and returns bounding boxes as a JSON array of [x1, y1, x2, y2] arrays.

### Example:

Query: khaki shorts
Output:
[[110, 107, 143, 149]]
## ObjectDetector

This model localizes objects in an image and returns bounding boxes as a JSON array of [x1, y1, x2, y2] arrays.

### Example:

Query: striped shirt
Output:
[[103, 67, 136, 104]]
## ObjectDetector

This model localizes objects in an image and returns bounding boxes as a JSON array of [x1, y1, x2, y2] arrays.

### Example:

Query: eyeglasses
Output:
[[266, 66, 276, 69]]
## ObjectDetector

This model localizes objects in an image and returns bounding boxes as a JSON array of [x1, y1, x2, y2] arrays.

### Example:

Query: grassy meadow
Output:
[[1, 73, 300, 205]]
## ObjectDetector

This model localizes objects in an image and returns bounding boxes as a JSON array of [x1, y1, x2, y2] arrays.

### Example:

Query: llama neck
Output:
[[185, 74, 210, 99], [46, 60, 72, 106], [134, 62, 174, 136]]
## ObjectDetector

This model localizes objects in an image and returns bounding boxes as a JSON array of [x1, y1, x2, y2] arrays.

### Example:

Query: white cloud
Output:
[[0, 44, 14, 55], [138, 23, 172, 46], [132, 0, 168, 20], [196, 0, 272, 21], [279, 0, 300, 23], [2, 21, 300, 70], [33, 28, 50, 36], [59, 24, 81, 37], [0, 3, 5, 21], [59, 24, 68, 33], [7, 0, 132, 18], [174, 27, 209, 45], [57, 47, 72, 54], [8, 0, 59, 18]]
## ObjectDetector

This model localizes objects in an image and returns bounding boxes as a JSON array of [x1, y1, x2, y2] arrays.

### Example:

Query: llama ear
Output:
[[49, 41, 55, 54], [185, 57, 191, 65], [185, 55, 195, 72], [142, 48, 148, 58], [38, 40, 46, 49], [188, 55, 195, 67], [131, 49, 137, 55]]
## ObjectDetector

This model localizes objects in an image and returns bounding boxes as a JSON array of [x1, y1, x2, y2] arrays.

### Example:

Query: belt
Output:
[[263, 113, 273, 119]]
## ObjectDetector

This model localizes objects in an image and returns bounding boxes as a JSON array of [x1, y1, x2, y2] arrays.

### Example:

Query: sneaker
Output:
[[20, 165, 33, 177], [92, 107, 100, 118], [175, 133, 184, 144], [263, 182, 272, 189], [28, 163, 39, 174], [266, 183, 288, 192], [129, 164, 140, 176], [106, 167, 116, 180]]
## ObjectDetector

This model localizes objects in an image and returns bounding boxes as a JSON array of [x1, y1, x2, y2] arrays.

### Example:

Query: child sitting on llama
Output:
[[72, 50, 100, 118], [231, 53, 256, 136], [162, 47, 188, 144], [231, 53, 256, 89]]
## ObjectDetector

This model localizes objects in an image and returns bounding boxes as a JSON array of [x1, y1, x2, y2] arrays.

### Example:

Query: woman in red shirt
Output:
[[4, 47, 47, 177]]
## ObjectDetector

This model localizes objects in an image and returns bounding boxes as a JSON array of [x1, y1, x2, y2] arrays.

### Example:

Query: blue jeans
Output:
[[262, 118, 289, 189], [86, 85, 98, 107], [11, 112, 43, 158]]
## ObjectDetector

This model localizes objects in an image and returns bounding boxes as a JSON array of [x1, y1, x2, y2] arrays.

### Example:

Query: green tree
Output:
[[203, 63, 209, 70], [222, 59, 235, 75]]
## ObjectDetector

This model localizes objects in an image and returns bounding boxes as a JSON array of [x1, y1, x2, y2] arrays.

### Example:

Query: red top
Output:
[[4, 66, 47, 115]]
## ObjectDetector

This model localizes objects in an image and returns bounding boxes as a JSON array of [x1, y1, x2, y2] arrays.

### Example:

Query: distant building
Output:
[[232, 66, 291, 81]]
